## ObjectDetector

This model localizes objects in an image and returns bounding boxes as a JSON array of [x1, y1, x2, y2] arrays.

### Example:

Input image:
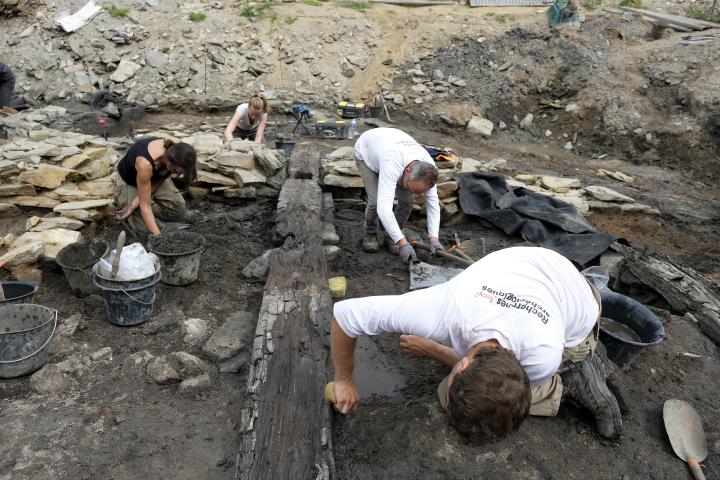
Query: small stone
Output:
[[564, 142, 573, 151], [180, 317, 210, 347], [169, 351, 209, 378], [0, 241, 44, 267], [143, 307, 184, 335], [11, 229, 81, 261], [323, 174, 363, 189], [219, 351, 251, 373], [202, 311, 256, 361], [29, 364, 69, 394], [232, 168, 266, 186], [466, 117, 494, 137], [0, 180, 38, 197], [147, 356, 181, 384], [520, 113, 534, 129], [197, 170, 237, 187], [0, 203, 20, 217], [217, 150, 255, 170], [541, 176, 582, 192], [584, 185, 635, 203], [436, 181, 459, 199], [90, 347, 113, 362], [145, 50, 168, 68], [58, 314, 82, 337], [17, 164, 75, 189], [110, 60, 141, 83], [178, 373, 212, 394], [242, 248, 277, 281]]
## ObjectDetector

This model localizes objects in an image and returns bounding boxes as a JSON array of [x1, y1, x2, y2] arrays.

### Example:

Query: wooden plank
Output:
[[617, 244, 720, 344], [236, 144, 334, 480], [619, 6, 720, 30]]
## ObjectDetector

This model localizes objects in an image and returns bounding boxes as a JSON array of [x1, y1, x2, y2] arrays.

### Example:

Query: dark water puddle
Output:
[[353, 336, 405, 398]]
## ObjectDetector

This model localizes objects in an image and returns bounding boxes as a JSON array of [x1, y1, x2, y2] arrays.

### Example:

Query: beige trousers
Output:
[[112, 173, 187, 236], [437, 279, 602, 417]]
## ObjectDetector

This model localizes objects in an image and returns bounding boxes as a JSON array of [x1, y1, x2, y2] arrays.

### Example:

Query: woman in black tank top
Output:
[[115, 138, 197, 236]]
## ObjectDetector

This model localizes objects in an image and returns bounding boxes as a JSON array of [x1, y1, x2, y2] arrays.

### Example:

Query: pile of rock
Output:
[[0, 108, 285, 268], [320, 146, 658, 220], [0, 108, 119, 266], [382, 64, 468, 109]]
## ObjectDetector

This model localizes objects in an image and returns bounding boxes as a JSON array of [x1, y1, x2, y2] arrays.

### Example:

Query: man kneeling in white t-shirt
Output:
[[330, 246, 622, 441]]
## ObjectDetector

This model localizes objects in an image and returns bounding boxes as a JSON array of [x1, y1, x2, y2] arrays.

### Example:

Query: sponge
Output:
[[328, 277, 347, 299]]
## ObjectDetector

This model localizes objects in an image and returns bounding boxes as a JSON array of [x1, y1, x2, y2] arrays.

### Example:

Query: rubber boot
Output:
[[561, 354, 622, 439], [362, 233, 379, 253]]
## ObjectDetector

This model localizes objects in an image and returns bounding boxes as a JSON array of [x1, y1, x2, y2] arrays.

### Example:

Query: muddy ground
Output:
[[2, 113, 719, 479]]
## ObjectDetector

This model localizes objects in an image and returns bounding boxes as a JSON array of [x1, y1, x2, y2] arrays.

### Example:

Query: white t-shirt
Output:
[[235, 103, 265, 130], [333, 247, 599, 387], [353, 127, 440, 243]]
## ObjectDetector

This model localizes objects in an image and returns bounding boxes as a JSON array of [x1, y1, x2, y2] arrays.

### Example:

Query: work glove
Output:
[[399, 243, 417, 263], [429, 239, 444, 254]]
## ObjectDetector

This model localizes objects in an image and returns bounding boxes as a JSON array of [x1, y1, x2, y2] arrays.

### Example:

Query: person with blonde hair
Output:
[[224, 93, 269, 143]]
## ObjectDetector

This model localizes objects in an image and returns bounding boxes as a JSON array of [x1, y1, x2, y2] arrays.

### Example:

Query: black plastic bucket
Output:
[[147, 231, 204, 286], [599, 290, 666, 369], [92, 262, 161, 327], [0, 279, 38, 305], [56, 238, 109, 297]]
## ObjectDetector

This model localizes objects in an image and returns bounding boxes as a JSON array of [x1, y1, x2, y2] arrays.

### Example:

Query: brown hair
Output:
[[446, 348, 531, 442], [161, 139, 197, 185], [249, 93, 269, 113]]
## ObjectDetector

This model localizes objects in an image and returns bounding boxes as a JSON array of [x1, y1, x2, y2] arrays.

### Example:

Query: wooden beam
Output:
[[236, 144, 334, 480], [617, 244, 720, 344]]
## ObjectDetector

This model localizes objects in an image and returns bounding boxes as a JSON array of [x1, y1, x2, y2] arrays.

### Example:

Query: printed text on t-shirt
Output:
[[477, 286, 550, 324]]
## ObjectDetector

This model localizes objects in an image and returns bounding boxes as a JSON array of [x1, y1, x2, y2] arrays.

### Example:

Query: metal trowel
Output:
[[409, 261, 464, 290], [663, 399, 708, 480]]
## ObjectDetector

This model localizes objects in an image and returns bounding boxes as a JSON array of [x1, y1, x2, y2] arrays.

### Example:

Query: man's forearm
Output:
[[331, 316, 357, 381], [430, 342, 461, 367]]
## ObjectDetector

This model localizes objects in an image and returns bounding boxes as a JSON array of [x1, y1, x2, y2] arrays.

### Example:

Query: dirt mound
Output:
[[395, 14, 720, 181]]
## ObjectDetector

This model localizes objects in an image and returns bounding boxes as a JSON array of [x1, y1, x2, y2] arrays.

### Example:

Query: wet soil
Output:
[[148, 232, 204, 256], [0, 200, 275, 479], [2, 109, 719, 479]]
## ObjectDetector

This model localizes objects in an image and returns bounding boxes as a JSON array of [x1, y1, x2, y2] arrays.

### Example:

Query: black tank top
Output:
[[117, 137, 170, 186]]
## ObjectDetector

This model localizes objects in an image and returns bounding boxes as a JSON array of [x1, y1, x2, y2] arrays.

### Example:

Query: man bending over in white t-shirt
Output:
[[353, 127, 443, 262], [330, 246, 622, 441]]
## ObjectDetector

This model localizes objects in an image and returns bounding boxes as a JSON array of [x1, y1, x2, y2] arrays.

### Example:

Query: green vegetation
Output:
[[582, 0, 603, 11], [240, 2, 276, 18], [188, 11, 207, 22], [618, 0, 641, 7], [104, 4, 129, 17], [687, 5, 720, 22], [285, 16, 298, 24], [270, 12, 279, 22], [485, 12, 515, 22], [303, 0, 322, 6], [338, 0, 371, 11]]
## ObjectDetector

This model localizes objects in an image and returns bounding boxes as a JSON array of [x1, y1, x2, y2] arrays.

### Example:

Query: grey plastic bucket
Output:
[[0, 279, 38, 305], [599, 290, 666, 369], [0, 303, 57, 378], [56, 238, 109, 298], [147, 231, 204, 287], [92, 262, 161, 326]]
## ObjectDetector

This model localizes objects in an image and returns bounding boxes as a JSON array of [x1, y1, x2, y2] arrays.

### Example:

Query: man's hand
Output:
[[333, 379, 360, 414], [400, 334, 434, 358], [429, 238, 444, 254], [399, 243, 417, 263]]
